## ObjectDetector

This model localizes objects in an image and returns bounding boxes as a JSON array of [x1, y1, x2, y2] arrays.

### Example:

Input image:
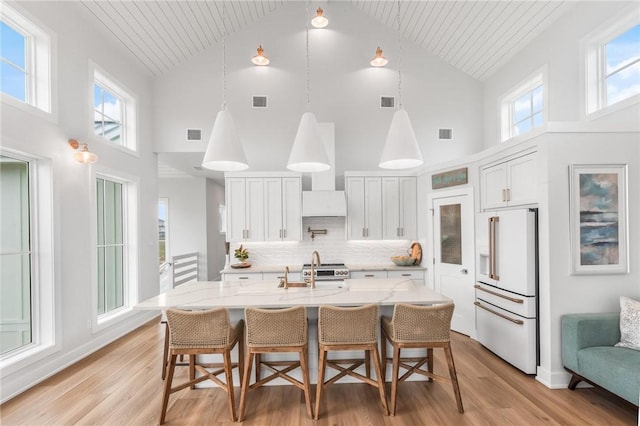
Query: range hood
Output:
[[301, 123, 347, 217]]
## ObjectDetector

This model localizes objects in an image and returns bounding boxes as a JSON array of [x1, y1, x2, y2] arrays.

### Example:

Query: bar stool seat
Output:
[[160, 308, 244, 424], [381, 302, 464, 415], [238, 306, 313, 421], [315, 304, 389, 419]]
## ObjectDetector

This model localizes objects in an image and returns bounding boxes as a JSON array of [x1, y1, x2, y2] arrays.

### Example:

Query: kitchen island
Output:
[[136, 278, 451, 384]]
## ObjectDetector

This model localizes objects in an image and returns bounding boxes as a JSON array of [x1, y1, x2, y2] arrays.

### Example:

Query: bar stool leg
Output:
[[444, 345, 464, 413], [300, 346, 313, 419], [223, 350, 237, 421], [160, 354, 177, 424], [390, 345, 401, 415], [314, 347, 327, 420], [238, 351, 254, 422], [371, 346, 389, 416], [161, 323, 169, 380]]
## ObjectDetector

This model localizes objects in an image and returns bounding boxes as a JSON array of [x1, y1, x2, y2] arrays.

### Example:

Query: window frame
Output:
[[91, 167, 139, 332], [89, 62, 138, 155], [499, 66, 548, 142], [0, 146, 58, 374], [0, 3, 56, 121], [582, 10, 640, 119]]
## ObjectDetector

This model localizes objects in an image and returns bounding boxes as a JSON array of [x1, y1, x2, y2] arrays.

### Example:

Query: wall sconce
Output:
[[68, 139, 98, 164], [370, 46, 388, 67], [251, 45, 270, 66], [311, 7, 328, 28]]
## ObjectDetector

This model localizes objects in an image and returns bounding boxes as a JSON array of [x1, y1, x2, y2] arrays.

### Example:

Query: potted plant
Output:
[[234, 245, 249, 265]]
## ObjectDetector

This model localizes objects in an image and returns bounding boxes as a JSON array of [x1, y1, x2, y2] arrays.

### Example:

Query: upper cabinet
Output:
[[346, 176, 382, 240], [264, 177, 302, 241], [382, 177, 417, 240], [480, 152, 537, 210], [226, 173, 302, 242], [346, 174, 417, 240]]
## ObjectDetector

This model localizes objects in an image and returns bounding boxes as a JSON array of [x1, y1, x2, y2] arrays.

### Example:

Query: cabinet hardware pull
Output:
[[365, 274, 375, 277], [474, 301, 524, 325], [401, 273, 411, 277], [506, 188, 511, 202], [474, 284, 523, 303], [283, 229, 286, 239], [362, 228, 365, 237], [401, 227, 404, 236], [238, 277, 249, 280]]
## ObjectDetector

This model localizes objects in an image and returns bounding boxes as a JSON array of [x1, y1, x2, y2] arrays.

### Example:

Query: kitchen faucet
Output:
[[281, 266, 290, 289], [309, 251, 321, 289]]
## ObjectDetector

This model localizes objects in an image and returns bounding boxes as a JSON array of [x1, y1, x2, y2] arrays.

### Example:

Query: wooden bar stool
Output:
[[238, 306, 313, 421], [381, 303, 464, 415], [315, 304, 389, 420], [160, 308, 244, 424]]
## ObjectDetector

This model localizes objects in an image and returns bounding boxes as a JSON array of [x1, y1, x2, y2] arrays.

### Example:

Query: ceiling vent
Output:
[[380, 96, 395, 108], [186, 128, 202, 142], [439, 128, 453, 140], [253, 95, 267, 108]]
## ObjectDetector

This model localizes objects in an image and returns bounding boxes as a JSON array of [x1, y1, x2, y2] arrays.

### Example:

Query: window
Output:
[[0, 148, 55, 370], [158, 198, 169, 266], [584, 12, 640, 116], [500, 69, 547, 142], [94, 172, 138, 326], [0, 3, 52, 114], [92, 64, 137, 152]]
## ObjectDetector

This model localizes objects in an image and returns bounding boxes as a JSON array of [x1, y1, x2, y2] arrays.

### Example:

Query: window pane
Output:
[[1, 21, 26, 68], [439, 204, 462, 265], [102, 90, 121, 120], [514, 118, 532, 136], [605, 24, 640, 74], [97, 246, 105, 315], [105, 246, 123, 311], [96, 179, 105, 245], [0, 253, 32, 354], [103, 180, 123, 245], [606, 61, 640, 106], [532, 86, 543, 113], [158, 201, 167, 265], [1, 61, 26, 102], [513, 93, 531, 124], [93, 84, 103, 110], [103, 122, 122, 144]]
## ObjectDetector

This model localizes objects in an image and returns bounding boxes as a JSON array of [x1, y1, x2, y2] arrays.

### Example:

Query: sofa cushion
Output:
[[577, 346, 640, 405], [615, 296, 640, 351]]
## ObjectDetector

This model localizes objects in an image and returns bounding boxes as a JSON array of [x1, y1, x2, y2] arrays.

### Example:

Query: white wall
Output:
[[482, 1, 640, 147], [158, 177, 209, 281], [0, 1, 158, 402], [153, 1, 484, 183]]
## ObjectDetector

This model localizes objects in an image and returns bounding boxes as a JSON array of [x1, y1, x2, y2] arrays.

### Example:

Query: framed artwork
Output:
[[569, 164, 628, 274]]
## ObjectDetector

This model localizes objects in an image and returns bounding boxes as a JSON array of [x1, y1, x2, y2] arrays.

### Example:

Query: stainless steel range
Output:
[[301, 263, 350, 281]]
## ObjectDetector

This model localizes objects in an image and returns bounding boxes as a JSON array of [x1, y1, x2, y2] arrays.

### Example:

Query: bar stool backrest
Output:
[[245, 306, 307, 347], [318, 304, 379, 345], [166, 308, 232, 349], [390, 303, 454, 343]]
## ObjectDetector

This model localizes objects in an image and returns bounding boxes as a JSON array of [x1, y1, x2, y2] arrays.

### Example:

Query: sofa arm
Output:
[[561, 313, 620, 372]]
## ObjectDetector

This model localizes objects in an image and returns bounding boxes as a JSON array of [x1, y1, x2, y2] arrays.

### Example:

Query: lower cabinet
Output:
[[351, 271, 387, 279], [351, 269, 425, 285], [221, 272, 263, 281]]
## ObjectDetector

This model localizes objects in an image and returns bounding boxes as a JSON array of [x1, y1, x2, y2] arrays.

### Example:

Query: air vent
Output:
[[186, 128, 202, 142], [439, 128, 453, 140], [253, 96, 267, 108], [380, 96, 395, 108]]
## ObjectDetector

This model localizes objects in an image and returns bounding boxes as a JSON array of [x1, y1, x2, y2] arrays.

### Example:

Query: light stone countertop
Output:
[[220, 264, 426, 274], [135, 278, 448, 310], [346, 264, 428, 272], [220, 264, 303, 274]]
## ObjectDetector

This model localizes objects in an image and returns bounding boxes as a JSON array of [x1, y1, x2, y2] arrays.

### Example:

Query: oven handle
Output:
[[474, 284, 524, 304], [474, 301, 524, 325]]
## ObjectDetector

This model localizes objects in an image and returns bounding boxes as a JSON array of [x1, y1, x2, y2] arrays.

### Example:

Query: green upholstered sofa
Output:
[[561, 313, 640, 406]]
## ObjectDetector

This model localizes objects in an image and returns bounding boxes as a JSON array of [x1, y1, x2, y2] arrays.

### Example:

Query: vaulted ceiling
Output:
[[80, 0, 570, 81]]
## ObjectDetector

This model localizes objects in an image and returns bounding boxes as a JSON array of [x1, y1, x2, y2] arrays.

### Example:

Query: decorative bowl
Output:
[[391, 255, 415, 266]]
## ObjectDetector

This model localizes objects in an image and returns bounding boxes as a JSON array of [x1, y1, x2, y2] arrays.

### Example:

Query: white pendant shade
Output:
[[379, 109, 424, 169], [287, 112, 331, 173], [202, 108, 249, 171]]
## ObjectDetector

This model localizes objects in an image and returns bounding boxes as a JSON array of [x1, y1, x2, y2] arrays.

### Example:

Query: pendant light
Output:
[[379, 0, 423, 170], [311, 6, 328, 28], [287, 2, 330, 173], [370, 46, 388, 67], [202, 2, 248, 172], [251, 45, 269, 66]]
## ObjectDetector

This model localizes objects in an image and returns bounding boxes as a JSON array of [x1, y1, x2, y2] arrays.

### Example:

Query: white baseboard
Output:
[[0, 311, 159, 404]]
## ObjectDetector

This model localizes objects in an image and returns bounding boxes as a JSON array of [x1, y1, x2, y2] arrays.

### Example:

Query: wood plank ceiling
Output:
[[80, 0, 569, 81]]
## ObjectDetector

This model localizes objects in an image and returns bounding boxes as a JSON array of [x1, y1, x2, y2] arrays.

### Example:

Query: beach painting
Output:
[[570, 165, 628, 274]]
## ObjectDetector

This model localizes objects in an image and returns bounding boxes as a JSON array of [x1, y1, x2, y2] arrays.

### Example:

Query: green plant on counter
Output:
[[234, 245, 249, 262]]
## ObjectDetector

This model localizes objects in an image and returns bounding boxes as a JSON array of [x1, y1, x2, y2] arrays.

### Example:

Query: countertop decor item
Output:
[[410, 242, 422, 265], [234, 245, 249, 262], [230, 262, 251, 269], [391, 255, 415, 266]]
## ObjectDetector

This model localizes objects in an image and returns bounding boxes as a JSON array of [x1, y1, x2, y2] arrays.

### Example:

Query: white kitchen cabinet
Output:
[[346, 177, 382, 240], [350, 270, 387, 279], [264, 177, 301, 241], [387, 269, 425, 286], [226, 177, 265, 242], [222, 272, 263, 281], [382, 177, 417, 240], [481, 152, 536, 210]]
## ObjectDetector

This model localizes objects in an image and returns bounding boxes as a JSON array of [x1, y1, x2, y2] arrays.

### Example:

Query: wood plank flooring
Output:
[[1, 319, 637, 425]]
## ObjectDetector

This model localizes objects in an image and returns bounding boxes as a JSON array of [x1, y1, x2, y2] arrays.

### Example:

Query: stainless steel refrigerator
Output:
[[475, 208, 538, 374]]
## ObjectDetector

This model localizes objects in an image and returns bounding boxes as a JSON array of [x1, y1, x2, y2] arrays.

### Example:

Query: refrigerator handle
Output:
[[474, 301, 523, 325], [489, 216, 500, 280], [474, 284, 524, 304]]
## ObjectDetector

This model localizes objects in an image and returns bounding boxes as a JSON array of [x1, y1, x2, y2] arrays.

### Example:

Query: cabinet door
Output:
[[225, 178, 246, 242], [399, 177, 417, 239], [346, 177, 366, 240], [364, 177, 382, 239], [281, 177, 301, 241], [382, 177, 400, 239], [264, 178, 283, 241], [245, 178, 264, 241], [507, 153, 536, 206], [481, 162, 508, 210], [388, 269, 424, 286], [351, 270, 387, 279]]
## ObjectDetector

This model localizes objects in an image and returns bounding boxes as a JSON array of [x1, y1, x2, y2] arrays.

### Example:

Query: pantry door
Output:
[[431, 189, 475, 337]]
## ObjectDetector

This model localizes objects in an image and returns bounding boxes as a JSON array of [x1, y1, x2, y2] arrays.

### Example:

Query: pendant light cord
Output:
[[397, 0, 402, 110], [222, 1, 227, 109], [306, 1, 310, 111]]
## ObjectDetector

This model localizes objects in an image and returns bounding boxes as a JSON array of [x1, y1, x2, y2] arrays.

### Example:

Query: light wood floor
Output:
[[1, 319, 637, 425]]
